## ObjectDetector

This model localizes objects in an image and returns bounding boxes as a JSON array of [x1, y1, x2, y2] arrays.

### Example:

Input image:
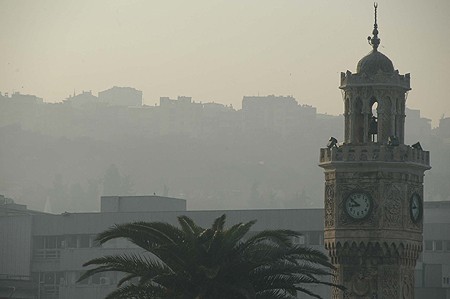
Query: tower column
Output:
[[363, 113, 369, 143]]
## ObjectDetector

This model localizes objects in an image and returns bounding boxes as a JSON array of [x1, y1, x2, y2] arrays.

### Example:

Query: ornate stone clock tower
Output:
[[319, 5, 430, 298]]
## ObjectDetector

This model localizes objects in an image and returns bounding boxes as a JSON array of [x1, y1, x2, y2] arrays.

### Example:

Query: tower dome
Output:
[[356, 50, 394, 75], [355, 2, 395, 75]]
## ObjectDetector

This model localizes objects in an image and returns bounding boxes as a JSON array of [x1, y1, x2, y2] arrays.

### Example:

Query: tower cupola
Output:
[[340, 3, 410, 145]]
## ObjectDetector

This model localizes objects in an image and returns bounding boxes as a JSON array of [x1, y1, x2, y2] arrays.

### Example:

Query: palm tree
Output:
[[79, 214, 342, 299]]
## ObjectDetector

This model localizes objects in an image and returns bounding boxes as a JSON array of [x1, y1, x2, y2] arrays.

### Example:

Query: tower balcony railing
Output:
[[340, 71, 411, 90], [319, 144, 430, 167]]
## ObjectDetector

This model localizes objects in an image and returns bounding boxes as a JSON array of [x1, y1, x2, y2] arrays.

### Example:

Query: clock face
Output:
[[345, 192, 372, 219], [410, 193, 422, 223]]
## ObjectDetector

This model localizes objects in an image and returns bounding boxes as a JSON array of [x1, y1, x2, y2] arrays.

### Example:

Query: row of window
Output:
[[424, 240, 450, 251], [247, 231, 324, 246], [443, 277, 450, 286], [32, 271, 117, 299], [33, 235, 101, 250], [33, 231, 325, 251]]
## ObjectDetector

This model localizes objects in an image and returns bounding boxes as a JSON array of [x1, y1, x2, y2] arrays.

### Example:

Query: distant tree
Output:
[[79, 214, 342, 299]]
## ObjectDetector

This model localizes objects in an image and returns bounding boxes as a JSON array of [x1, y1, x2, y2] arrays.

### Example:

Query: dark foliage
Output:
[[79, 214, 342, 298]]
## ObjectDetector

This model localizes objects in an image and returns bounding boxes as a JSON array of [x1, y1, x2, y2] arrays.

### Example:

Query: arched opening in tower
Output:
[[369, 99, 378, 142]]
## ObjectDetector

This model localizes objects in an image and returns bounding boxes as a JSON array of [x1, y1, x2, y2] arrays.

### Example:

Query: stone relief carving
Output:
[[329, 240, 422, 298], [350, 268, 377, 297], [331, 269, 341, 299], [360, 152, 368, 161], [348, 152, 355, 161], [339, 266, 378, 299], [381, 267, 399, 298], [384, 183, 403, 228], [402, 268, 414, 299], [326, 172, 336, 181], [325, 184, 335, 228]]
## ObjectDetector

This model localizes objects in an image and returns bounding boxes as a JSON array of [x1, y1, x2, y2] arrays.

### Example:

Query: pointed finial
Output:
[[367, 2, 380, 51], [374, 2, 378, 25]]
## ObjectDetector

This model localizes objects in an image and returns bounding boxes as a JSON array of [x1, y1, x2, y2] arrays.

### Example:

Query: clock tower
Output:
[[319, 4, 430, 299]]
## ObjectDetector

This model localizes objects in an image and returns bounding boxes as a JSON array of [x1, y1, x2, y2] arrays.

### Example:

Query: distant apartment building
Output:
[[201, 102, 238, 137], [242, 95, 316, 136], [9, 92, 44, 104], [436, 117, 450, 140], [0, 92, 47, 135], [0, 92, 43, 106], [98, 86, 142, 107], [1, 195, 449, 299], [158, 96, 203, 136], [64, 91, 100, 109], [405, 107, 432, 144]]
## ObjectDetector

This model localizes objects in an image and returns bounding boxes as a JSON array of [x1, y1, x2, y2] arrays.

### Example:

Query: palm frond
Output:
[[78, 253, 172, 284], [79, 214, 342, 299], [104, 283, 168, 299], [96, 221, 184, 249], [178, 215, 204, 236], [212, 214, 226, 232]]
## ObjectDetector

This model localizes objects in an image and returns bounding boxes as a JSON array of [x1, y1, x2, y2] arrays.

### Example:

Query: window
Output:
[[424, 240, 433, 251], [38, 272, 65, 297], [435, 240, 443, 251], [91, 235, 101, 247], [91, 273, 101, 285], [445, 240, 450, 251], [34, 236, 45, 249], [293, 235, 305, 245], [66, 235, 77, 248], [33, 236, 63, 259], [57, 236, 65, 248], [443, 277, 450, 286], [79, 235, 90, 248], [45, 236, 57, 249], [309, 232, 323, 245], [77, 272, 89, 285]]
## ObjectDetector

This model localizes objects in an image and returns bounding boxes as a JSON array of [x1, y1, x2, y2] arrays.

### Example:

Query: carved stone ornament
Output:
[[331, 269, 341, 299], [326, 172, 337, 181], [325, 184, 335, 228], [381, 267, 399, 298], [350, 268, 377, 297], [383, 183, 403, 228], [401, 268, 414, 299]]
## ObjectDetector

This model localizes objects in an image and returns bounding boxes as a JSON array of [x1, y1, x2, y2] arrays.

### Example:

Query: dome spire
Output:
[[367, 3, 380, 51]]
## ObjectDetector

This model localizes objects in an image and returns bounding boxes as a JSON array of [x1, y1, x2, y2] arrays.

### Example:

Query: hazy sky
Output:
[[1, 0, 449, 125]]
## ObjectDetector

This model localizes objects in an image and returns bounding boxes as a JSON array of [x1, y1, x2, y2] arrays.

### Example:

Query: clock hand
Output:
[[350, 198, 360, 207]]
